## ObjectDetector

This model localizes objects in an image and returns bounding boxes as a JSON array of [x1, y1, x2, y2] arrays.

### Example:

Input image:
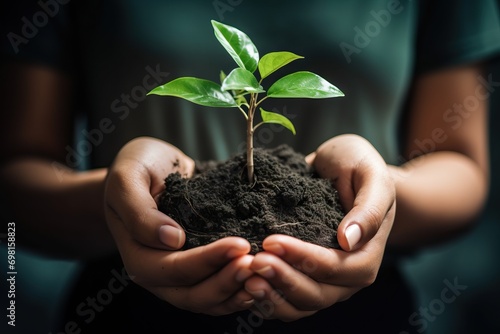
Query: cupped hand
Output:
[[104, 136, 255, 315], [243, 134, 396, 321]]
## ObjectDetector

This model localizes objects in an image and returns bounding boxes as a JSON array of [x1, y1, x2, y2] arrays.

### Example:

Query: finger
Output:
[[109, 212, 251, 286], [105, 163, 185, 250], [155, 255, 256, 315], [312, 135, 395, 251], [261, 234, 380, 287], [105, 137, 195, 250], [135, 241, 251, 287], [244, 275, 318, 321], [247, 252, 355, 312], [305, 152, 316, 165], [336, 166, 396, 251], [200, 289, 256, 316], [312, 134, 387, 212]]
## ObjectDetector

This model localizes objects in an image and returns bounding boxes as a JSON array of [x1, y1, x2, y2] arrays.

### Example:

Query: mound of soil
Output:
[[158, 145, 345, 254]]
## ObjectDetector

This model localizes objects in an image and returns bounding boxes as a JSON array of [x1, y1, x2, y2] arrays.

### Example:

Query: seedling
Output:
[[148, 20, 344, 184]]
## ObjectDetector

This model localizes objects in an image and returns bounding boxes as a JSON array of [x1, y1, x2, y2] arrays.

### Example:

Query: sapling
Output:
[[148, 20, 344, 184]]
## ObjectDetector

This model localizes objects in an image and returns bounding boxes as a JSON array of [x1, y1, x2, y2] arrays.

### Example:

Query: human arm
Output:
[[388, 63, 489, 249], [0, 63, 116, 259]]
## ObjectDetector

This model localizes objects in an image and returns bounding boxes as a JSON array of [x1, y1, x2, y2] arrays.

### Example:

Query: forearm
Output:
[[387, 151, 488, 250], [1, 158, 116, 259]]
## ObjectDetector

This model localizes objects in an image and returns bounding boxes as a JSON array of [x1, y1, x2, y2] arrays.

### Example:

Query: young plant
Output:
[[148, 20, 344, 184]]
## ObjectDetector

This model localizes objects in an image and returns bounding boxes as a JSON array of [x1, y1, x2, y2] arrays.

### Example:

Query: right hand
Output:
[[104, 137, 256, 315], [241, 134, 396, 321]]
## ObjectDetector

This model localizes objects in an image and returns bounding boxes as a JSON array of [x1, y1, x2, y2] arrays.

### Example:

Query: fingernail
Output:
[[227, 247, 247, 259], [235, 268, 253, 283], [305, 152, 315, 165], [264, 243, 285, 256], [241, 299, 255, 306], [159, 225, 182, 249], [255, 266, 275, 279], [345, 224, 362, 250], [246, 288, 265, 299]]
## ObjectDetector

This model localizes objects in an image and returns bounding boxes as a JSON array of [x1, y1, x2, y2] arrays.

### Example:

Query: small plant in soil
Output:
[[148, 20, 346, 253]]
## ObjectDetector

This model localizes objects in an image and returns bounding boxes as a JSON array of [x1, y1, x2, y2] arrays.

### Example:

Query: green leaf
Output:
[[219, 70, 227, 84], [258, 51, 304, 80], [211, 20, 259, 73], [221, 68, 264, 93], [147, 77, 237, 107], [267, 71, 344, 99], [259, 108, 296, 135], [235, 95, 248, 107]]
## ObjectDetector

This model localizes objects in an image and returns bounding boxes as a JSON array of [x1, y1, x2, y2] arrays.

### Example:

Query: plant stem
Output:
[[247, 93, 256, 184]]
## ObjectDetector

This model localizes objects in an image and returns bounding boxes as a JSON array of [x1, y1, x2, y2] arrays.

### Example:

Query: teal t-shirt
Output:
[[79, 0, 418, 165], [3, 0, 500, 167], [80, 0, 500, 167]]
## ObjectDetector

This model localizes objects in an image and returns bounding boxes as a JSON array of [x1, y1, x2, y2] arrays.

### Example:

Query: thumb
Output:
[[153, 210, 187, 250], [337, 206, 382, 252], [106, 191, 186, 251], [305, 152, 316, 165], [105, 165, 186, 251], [336, 178, 395, 252]]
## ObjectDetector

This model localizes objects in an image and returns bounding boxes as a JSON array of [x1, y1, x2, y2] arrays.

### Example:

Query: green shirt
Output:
[[4, 0, 500, 168]]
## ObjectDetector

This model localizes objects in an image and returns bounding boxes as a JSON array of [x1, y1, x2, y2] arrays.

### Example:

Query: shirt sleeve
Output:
[[415, 0, 500, 74]]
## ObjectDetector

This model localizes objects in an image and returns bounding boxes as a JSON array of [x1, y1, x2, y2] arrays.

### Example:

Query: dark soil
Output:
[[158, 145, 345, 254]]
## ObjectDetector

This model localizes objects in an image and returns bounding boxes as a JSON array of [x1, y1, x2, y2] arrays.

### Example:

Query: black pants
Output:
[[57, 255, 418, 334]]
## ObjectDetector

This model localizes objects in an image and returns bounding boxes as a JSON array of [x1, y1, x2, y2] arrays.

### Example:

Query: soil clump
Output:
[[158, 145, 344, 254]]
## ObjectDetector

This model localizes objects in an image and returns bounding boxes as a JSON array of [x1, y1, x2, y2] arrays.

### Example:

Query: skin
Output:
[[0, 59, 489, 321]]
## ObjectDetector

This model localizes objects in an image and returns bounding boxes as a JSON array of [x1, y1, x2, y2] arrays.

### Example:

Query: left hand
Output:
[[243, 134, 396, 321], [104, 137, 255, 315]]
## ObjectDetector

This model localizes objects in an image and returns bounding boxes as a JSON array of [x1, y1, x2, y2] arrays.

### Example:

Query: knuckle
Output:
[[364, 273, 377, 287], [359, 268, 378, 287], [364, 205, 383, 232], [281, 273, 302, 292], [287, 286, 330, 312], [106, 165, 129, 189], [348, 255, 379, 287], [218, 284, 237, 296], [169, 253, 197, 285], [302, 294, 328, 311], [318, 268, 337, 284]]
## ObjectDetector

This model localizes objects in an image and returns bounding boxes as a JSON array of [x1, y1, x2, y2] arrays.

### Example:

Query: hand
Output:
[[104, 136, 256, 315], [243, 134, 396, 321]]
